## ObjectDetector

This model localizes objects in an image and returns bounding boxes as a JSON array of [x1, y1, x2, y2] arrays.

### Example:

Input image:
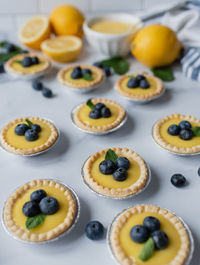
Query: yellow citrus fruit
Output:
[[50, 5, 85, 38], [41, 36, 82, 63], [18, 16, 51, 50], [131, 24, 182, 68]]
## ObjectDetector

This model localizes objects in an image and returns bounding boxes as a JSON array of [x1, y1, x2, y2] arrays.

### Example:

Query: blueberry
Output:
[[32, 80, 43, 91], [5, 43, 16, 53], [113, 167, 127, 181], [152, 230, 169, 250], [130, 225, 149, 243], [31, 124, 41, 133], [143, 216, 160, 232], [71, 66, 82, 79], [42, 88, 53, 98], [15, 123, 29, 136], [39, 196, 59, 215], [127, 77, 139, 88], [168, 124, 180, 136], [32, 56, 39, 64], [179, 120, 192, 130], [93, 61, 103, 68], [179, 129, 193, 140], [103, 67, 111, 77], [101, 107, 111, 118], [22, 56, 33, 67], [30, 189, 47, 203], [140, 79, 150, 89], [99, 160, 116, 174], [0, 63, 5, 73], [25, 129, 38, 141], [198, 168, 200, 177], [22, 201, 41, 217], [135, 75, 146, 82], [82, 68, 92, 75], [95, 103, 105, 110], [20, 50, 29, 54], [89, 109, 101, 119], [116, 157, 130, 170], [85, 221, 104, 240], [171, 174, 186, 187]]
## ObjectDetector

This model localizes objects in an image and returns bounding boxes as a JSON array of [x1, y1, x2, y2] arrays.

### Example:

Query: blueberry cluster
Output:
[[93, 61, 111, 77], [32, 80, 53, 98], [71, 66, 92, 79], [130, 216, 169, 250], [23, 189, 59, 217], [99, 157, 130, 181], [89, 102, 111, 119], [168, 120, 193, 140], [21, 56, 39, 67], [15, 121, 41, 141], [85, 220, 104, 240], [127, 74, 150, 89]]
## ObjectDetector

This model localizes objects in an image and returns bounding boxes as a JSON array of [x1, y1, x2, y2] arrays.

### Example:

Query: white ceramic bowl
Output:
[[83, 13, 142, 57]]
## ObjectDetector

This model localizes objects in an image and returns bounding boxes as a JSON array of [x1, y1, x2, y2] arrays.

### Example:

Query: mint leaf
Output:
[[0, 41, 9, 48], [102, 57, 129, 75], [105, 149, 118, 163], [151, 67, 174, 82], [192, 126, 200, 136], [83, 73, 93, 81], [25, 119, 33, 127], [139, 237, 155, 262], [0, 49, 21, 63], [26, 214, 46, 230], [86, 99, 95, 109]]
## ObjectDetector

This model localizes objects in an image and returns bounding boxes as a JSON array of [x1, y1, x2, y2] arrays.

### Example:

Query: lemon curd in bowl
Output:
[[90, 20, 135, 34]]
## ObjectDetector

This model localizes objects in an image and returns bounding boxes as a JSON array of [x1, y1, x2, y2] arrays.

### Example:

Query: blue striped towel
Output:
[[181, 48, 200, 81]]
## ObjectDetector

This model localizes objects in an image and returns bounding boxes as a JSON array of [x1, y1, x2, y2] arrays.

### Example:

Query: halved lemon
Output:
[[41, 36, 82, 63], [18, 16, 51, 50]]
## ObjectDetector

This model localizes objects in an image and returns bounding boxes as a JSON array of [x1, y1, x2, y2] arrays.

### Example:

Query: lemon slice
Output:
[[18, 16, 51, 50], [41, 36, 82, 63]]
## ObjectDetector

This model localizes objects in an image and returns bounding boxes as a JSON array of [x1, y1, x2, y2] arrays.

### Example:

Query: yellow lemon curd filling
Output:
[[12, 185, 69, 233], [91, 154, 141, 189], [11, 57, 47, 73], [64, 68, 98, 84], [90, 20, 133, 34], [160, 118, 200, 148], [78, 104, 119, 127], [121, 76, 157, 95], [5, 120, 52, 149], [119, 212, 181, 265]]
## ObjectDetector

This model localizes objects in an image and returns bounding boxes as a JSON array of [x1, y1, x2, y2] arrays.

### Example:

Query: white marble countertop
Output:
[[0, 39, 200, 265]]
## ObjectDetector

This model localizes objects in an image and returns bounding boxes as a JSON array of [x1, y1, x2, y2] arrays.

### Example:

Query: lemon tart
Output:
[[57, 64, 104, 91], [115, 73, 163, 101], [3, 179, 78, 242], [73, 98, 126, 133], [109, 204, 191, 265], [5, 53, 50, 76], [83, 147, 149, 198], [153, 113, 200, 155], [0, 117, 58, 155]]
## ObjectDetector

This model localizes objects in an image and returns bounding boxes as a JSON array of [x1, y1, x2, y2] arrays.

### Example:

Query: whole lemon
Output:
[[131, 24, 182, 68], [50, 5, 85, 37]]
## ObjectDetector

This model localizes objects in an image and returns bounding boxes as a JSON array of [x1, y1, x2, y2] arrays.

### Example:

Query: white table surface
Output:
[[0, 42, 200, 265]]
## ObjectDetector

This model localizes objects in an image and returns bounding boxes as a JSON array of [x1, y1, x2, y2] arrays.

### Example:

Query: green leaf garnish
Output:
[[105, 149, 118, 163], [151, 67, 174, 82], [86, 99, 95, 110], [14, 60, 23, 65], [25, 119, 33, 127], [83, 73, 93, 81], [192, 126, 200, 136], [0, 42, 22, 63], [139, 237, 155, 262], [102, 56, 129, 75], [26, 214, 46, 230], [0, 41, 9, 47]]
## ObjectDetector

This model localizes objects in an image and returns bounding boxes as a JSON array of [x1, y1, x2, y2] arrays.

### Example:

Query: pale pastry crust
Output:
[[83, 147, 148, 198], [6, 53, 51, 75], [153, 113, 200, 154], [74, 98, 126, 133], [0, 117, 59, 155], [110, 204, 190, 265], [3, 179, 77, 242], [115, 73, 163, 100], [57, 64, 104, 89]]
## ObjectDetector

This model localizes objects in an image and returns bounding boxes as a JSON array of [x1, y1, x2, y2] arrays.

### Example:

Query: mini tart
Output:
[[73, 98, 126, 133], [0, 117, 58, 155], [57, 64, 104, 90], [153, 113, 200, 154], [115, 73, 163, 100], [110, 204, 190, 265], [83, 147, 148, 198], [3, 179, 77, 242], [5, 53, 50, 76]]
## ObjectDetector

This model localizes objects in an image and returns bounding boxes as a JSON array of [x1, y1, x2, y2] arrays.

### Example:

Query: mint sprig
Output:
[[26, 214, 46, 230], [151, 67, 174, 82], [105, 149, 118, 163], [25, 119, 33, 127], [83, 73, 93, 81], [139, 237, 155, 261], [102, 56, 129, 75], [192, 126, 200, 136], [0, 41, 22, 63], [86, 99, 95, 110]]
